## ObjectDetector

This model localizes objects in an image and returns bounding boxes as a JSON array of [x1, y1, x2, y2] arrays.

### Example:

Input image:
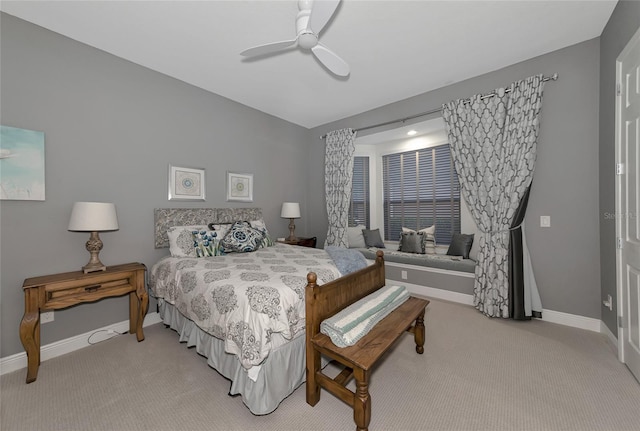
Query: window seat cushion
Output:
[[355, 247, 476, 273]]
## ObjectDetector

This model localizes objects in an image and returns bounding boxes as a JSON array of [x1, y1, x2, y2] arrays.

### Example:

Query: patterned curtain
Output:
[[441, 75, 545, 318], [324, 128, 357, 247]]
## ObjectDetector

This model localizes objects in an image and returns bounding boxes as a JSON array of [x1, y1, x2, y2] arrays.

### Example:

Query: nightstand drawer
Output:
[[41, 270, 137, 309], [44, 279, 132, 307]]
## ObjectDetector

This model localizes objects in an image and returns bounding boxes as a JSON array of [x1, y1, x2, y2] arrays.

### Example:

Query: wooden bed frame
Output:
[[305, 251, 429, 431], [152, 208, 428, 421]]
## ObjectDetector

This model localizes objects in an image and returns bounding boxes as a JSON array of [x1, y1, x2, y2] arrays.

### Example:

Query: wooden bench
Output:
[[305, 251, 429, 431]]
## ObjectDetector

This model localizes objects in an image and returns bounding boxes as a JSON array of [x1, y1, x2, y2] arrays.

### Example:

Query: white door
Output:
[[616, 27, 640, 382]]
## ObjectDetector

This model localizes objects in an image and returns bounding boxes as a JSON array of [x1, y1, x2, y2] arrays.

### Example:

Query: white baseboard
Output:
[[540, 308, 602, 332], [1, 285, 614, 377], [392, 279, 605, 334], [601, 320, 619, 349], [0, 312, 162, 377], [396, 279, 475, 306], [385, 261, 475, 278]]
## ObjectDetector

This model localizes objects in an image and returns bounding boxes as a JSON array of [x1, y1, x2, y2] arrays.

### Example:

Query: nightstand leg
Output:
[[136, 288, 148, 341], [130, 269, 148, 342], [20, 290, 40, 383], [129, 292, 137, 335]]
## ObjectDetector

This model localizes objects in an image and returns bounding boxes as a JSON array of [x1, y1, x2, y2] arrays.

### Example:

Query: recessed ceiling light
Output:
[[407, 130, 417, 136]]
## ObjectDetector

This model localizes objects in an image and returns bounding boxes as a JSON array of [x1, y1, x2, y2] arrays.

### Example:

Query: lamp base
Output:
[[82, 231, 107, 273], [82, 262, 107, 274], [286, 218, 298, 242]]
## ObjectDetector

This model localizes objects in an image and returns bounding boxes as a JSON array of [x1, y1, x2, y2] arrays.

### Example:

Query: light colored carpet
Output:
[[2, 298, 639, 431]]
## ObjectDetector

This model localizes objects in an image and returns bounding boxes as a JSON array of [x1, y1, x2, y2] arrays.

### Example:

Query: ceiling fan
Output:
[[240, 0, 349, 77]]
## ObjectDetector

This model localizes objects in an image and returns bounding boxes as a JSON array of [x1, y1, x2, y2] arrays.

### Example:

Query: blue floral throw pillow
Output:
[[220, 221, 266, 253], [192, 230, 224, 257]]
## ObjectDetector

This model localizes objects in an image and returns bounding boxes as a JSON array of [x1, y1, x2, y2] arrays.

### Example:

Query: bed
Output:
[[148, 207, 384, 415]]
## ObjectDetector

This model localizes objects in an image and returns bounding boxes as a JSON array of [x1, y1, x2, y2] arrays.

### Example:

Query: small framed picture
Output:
[[168, 165, 205, 201], [226, 172, 253, 202]]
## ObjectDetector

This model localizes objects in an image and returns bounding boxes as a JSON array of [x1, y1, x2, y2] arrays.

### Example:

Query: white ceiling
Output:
[[1, 0, 617, 129]]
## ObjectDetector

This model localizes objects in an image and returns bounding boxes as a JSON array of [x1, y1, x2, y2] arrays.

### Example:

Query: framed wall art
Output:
[[0, 125, 45, 201], [168, 165, 205, 201], [226, 172, 253, 202]]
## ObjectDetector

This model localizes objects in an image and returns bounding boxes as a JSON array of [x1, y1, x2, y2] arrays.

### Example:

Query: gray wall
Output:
[[599, 1, 640, 335], [0, 14, 313, 357], [3, 5, 635, 359], [310, 38, 603, 319]]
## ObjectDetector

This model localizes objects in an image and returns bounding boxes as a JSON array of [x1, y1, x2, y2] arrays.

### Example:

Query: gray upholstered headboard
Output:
[[154, 207, 263, 248]]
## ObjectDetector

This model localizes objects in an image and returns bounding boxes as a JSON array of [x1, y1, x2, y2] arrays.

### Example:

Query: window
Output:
[[382, 144, 460, 244], [349, 156, 370, 228]]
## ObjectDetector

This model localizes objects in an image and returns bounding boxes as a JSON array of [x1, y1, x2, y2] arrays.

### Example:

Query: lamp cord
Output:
[[87, 328, 124, 345]]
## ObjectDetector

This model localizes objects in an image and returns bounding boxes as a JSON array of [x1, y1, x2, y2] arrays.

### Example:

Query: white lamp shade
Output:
[[280, 202, 301, 218], [68, 202, 119, 231]]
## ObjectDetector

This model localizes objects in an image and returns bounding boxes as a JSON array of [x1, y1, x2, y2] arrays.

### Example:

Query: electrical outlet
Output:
[[401, 270, 408, 280], [540, 216, 551, 227], [41, 311, 54, 324]]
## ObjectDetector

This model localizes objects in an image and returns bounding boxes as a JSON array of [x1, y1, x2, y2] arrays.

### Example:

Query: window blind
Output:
[[382, 144, 460, 244], [349, 156, 370, 228]]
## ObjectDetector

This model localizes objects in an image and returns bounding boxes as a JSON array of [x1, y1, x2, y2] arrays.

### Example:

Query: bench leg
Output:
[[415, 308, 426, 354], [353, 367, 371, 431], [306, 350, 321, 406]]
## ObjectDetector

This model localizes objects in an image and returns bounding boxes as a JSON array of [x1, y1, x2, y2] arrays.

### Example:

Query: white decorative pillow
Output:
[[424, 239, 436, 254], [402, 225, 436, 243], [347, 225, 367, 248], [250, 218, 275, 247], [167, 225, 208, 257], [419, 225, 435, 236], [402, 225, 435, 235]]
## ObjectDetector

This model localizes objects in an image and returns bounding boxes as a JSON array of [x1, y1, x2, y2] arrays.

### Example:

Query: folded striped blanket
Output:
[[320, 285, 410, 347]]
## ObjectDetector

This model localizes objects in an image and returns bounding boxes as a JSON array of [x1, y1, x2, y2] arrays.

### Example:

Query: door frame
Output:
[[615, 25, 640, 364]]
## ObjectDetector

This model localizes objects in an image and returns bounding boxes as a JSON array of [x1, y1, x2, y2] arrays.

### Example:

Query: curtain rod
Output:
[[320, 73, 558, 140]]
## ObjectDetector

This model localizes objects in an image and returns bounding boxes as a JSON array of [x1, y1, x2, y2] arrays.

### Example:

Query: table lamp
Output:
[[280, 202, 301, 242], [68, 202, 119, 273]]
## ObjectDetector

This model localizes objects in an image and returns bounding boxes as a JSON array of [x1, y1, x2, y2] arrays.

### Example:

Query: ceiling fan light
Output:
[[298, 32, 318, 49]]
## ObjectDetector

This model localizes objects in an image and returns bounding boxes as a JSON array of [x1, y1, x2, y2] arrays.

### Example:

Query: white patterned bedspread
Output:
[[148, 243, 342, 369]]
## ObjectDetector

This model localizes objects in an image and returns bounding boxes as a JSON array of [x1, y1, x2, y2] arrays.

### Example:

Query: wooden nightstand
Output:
[[278, 237, 317, 248], [19, 262, 148, 383]]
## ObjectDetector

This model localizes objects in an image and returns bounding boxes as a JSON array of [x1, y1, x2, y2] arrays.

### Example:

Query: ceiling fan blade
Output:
[[308, 0, 341, 35], [240, 39, 297, 57], [311, 43, 349, 77]]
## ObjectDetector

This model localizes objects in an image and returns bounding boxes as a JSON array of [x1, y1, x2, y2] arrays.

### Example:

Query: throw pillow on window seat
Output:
[[398, 232, 430, 254], [402, 225, 435, 235], [446, 233, 474, 259], [347, 225, 367, 248], [362, 228, 385, 248], [400, 225, 436, 253]]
